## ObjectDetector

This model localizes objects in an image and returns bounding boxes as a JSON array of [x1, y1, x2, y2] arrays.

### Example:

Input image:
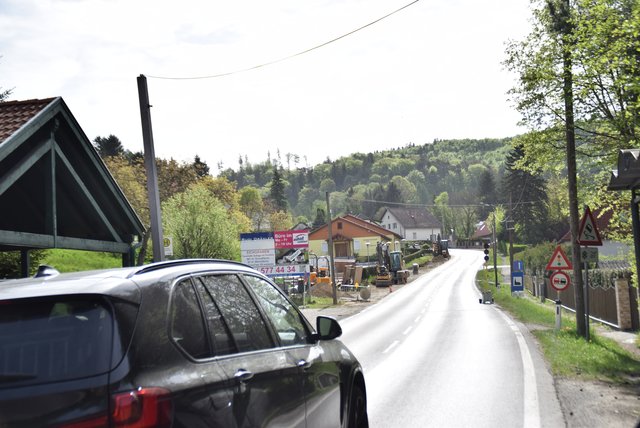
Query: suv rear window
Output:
[[0, 297, 114, 386]]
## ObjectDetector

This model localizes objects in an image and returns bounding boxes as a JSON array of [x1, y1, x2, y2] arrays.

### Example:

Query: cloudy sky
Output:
[[1, 0, 532, 172]]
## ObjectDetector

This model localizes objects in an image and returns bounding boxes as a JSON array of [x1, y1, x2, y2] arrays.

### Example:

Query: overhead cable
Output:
[[146, 0, 422, 80]]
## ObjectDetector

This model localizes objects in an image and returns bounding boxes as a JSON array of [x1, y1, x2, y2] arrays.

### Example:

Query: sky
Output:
[[1, 0, 533, 173]]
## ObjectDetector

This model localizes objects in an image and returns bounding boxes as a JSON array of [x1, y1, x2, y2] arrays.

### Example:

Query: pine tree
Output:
[[502, 145, 549, 244], [269, 167, 288, 211]]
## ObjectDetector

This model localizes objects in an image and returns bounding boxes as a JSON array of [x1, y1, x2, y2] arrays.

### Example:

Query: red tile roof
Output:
[[0, 98, 56, 143]]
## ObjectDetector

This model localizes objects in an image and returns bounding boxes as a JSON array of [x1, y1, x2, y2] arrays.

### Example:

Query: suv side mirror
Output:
[[312, 316, 342, 341]]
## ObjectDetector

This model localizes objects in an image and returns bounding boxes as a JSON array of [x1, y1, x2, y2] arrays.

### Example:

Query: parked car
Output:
[[0, 259, 368, 427]]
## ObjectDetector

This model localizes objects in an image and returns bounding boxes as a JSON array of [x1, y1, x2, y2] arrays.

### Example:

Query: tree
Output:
[[502, 145, 549, 244], [162, 183, 240, 260], [312, 208, 326, 228], [477, 170, 498, 218], [269, 167, 288, 211], [384, 181, 403, 205], [157, 158, 198, 202], [93, 135, 125, 158], [103, 156, 149, 225], [504, 0, 589, 336], [269, 210, 293, 231], [192, 155, 210, 178], [239, 186, 265, 231]]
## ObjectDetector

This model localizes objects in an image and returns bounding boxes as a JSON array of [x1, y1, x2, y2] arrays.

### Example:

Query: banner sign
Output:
[[274, 230, 309, 249], [241, 231, 309, 277]]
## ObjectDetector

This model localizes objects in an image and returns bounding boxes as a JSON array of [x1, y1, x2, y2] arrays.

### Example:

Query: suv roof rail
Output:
[[127, 259, 253, 279]]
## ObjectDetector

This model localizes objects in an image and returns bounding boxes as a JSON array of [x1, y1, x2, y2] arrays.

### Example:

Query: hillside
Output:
[[221, 137, 512, 222]]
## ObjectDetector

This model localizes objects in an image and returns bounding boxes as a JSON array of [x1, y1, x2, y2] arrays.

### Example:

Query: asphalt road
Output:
[[338, 249, 565, 428]]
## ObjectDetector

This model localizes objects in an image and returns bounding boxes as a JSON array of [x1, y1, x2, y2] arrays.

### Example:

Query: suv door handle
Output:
[[234, 369, 254, 383]]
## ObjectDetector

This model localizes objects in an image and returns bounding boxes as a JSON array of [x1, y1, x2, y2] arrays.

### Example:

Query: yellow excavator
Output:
[[375, 242, 409, 287]]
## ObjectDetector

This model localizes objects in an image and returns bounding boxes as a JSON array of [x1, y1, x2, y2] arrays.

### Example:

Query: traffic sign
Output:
[[513, 260, 524, 272], [511, 271, 524, 292], [577, 206, 603, 246], [546, 246, 572, 270], [580, 247, 599, 264], [550, 271, 571, 291]]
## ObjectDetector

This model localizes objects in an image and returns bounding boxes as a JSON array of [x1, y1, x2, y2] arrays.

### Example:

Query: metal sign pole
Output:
[[555, 290, 562, 331], [584, 260, 590, 341]]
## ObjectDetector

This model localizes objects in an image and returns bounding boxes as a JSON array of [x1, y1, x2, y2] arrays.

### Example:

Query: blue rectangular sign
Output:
[[511, 271, 524, 292], [513, 260, 524, 272]]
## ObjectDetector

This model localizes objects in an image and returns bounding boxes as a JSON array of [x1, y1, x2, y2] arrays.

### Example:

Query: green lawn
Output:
[[42, 249, 122, 273], [476, 268, 640, 383]]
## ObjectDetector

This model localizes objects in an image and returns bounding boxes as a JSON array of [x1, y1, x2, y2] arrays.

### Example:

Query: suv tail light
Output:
[[60, 387, 173, 428]]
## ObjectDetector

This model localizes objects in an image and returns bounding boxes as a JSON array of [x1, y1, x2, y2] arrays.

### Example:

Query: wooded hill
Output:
[[220, 138, 512, 224]]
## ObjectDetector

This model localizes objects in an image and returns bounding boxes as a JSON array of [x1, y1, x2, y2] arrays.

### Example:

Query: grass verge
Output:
[[43, 249, 122, 272], [476, 268, 640, 384]]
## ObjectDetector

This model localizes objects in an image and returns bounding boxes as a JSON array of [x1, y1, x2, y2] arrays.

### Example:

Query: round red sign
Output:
[[550, 271, 571, 291]]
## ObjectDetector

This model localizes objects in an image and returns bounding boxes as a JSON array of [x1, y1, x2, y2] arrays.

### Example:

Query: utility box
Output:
[[412, 263, 419, 275]]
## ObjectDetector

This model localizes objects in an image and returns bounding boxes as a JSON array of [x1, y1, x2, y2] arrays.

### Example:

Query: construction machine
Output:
[[375, 242, 409, 286], [432, 236, 450, 258]]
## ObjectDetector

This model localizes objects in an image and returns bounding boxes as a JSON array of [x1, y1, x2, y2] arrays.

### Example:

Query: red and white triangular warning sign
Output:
[[546, 245, 573, 270], [578, 206, 603, 246]]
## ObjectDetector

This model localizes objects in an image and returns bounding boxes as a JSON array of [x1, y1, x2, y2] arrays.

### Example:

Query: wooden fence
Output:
[[525, 272, 639, 331]]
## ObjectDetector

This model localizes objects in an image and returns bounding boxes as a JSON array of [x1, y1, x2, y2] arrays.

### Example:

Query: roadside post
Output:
[[546, 246, 573, 331], [577, 206, 603, 341]]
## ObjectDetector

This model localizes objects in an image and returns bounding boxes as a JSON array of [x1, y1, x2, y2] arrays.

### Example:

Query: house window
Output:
[[413, 232, 417, 239], [337, 222, 343, 230], [393, 223, 397, 229]]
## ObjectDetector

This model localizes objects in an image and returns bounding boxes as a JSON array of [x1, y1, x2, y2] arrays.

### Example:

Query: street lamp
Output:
[[366, 241, 370, 264]]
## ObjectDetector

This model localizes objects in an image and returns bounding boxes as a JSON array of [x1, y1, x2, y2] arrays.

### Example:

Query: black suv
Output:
[[0, 259, 368, 427]]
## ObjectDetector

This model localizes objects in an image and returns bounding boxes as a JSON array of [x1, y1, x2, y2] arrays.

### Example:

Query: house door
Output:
[[334, 242, 348, 258]]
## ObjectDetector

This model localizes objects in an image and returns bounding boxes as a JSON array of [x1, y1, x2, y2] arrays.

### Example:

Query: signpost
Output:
[[576, 206, 603, 341], [550, 271, 571, 291], [511, 271, 524, 293], [546, 246, 572, 331]]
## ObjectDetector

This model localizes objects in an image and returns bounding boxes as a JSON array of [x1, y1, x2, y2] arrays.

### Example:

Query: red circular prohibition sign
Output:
[[550, 271, 571, 291]]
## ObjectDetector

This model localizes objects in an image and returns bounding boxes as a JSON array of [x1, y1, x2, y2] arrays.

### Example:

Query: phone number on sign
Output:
[[259, 265, 304, 275]]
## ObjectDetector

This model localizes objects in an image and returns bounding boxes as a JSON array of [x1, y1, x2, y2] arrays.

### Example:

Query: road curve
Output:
[[338, 249, 564, 428]]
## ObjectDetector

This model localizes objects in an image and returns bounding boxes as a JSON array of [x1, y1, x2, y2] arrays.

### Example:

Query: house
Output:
[[308, 214, 402, 261], [0, 97, 145, 274], [377, 207, 442, 241]]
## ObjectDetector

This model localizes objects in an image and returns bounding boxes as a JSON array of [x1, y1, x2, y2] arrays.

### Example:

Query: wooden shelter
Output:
[[0, 97, 145, 275]]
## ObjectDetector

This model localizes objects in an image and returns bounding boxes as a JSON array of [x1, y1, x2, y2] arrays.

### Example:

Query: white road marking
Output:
[[414, 316, 421, 323], [382, 340, 399, 354], [496, 309, 541, 428], [403, 326, 413, 335]]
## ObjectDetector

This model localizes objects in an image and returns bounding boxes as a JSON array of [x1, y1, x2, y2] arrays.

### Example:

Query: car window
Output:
[[0, 297, 113, 386], [193, 278, 236, 357], [243, 275, 309, 347], [200, 275, 275, 353], [170, 280, 210, 359]]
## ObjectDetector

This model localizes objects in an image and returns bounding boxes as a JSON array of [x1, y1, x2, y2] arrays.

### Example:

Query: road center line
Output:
[[414, 316, 421, 323], [403, 326, 413, 335], [382, 340, 399, 354]]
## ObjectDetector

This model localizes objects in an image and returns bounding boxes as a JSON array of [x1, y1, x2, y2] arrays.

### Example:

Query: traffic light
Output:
[[483, 242, 490, 262]]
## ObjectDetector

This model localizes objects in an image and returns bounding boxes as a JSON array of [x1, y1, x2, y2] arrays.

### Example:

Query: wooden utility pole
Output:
[[326, 192, 337, 305], [556, 0, 586, 337], [137, 74, 165, 263]]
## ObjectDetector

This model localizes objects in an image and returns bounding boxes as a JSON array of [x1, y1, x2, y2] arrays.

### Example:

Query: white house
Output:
[[378, 207, 442, 241]]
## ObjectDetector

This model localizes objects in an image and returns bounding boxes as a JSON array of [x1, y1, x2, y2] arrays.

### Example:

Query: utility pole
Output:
[[137, 75, 165, 262], [492, 211, 499, 288], [554, 0, 586, 337], [326, 192, 337, 305]]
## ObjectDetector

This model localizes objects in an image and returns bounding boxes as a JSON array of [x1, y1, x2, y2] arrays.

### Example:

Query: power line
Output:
[[146, 0, 422, 81]]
